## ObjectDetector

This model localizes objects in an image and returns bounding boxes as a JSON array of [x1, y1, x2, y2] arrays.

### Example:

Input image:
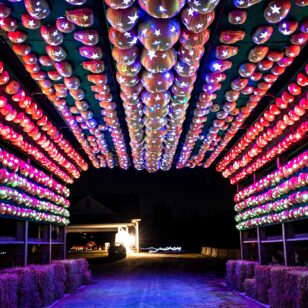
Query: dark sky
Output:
[[70, 165, 236, 217]]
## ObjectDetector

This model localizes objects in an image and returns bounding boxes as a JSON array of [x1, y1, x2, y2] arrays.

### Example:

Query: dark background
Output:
[[70, 166, 238, 251]]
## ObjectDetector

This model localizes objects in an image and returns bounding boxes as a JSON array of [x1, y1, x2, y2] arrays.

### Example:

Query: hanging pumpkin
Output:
[[264, 0, 291, 24], [109, 27, 138, 49], [248, 46, 269, 62], [141, 48, 177, 73], [8, 31, 27, 44], [233, 0, 262, 8], [41, 26, 64, 46], [290, 33, 307, 45], [66, 8, 94, 27], [252, 26, 273, 44], [21, 13, 41, 29], [24, 0, 50, 19], [219, 30, 245, 44], [88, 74, 108, 85], [238, 63, 256, 77], [46, 45, 67, 62], [294, 0, 308, 5], [56, 17, 75, 33], [141, 71, 174, 93], [82, 60, 105, 73], [138, 0, 185, 18], [0, 17, 17, 32], [39, 55, 53, 66], [174, 60, 199, 77], [116, 60, 142, 76], [225, 90, 240, 101], [0, 3, 11, 18], [228, 10, 247, 25], [210, 59, 232, 72], [54, 61, 73, 77], [174, 74, 197, 87], [179, 28, 210, 49], [181, 9, 215, 33], [105, 0, 135, 10], [12, 44, 31, 56], [65, 0, 87, 4], [216, 45, 238, 59], [139, 18, 180, 50], [48, 71, 62, 81], [112, 46, 139, 64], [79, 46, 103, 60], [116, 72, 139, 87], [188, 0, 220, 14], [205, 73, 226, 83], [178, 46, 204, 64], [106, 5, 139, 33], [64, 77, 80, 90], [74, 30, 99, 46]]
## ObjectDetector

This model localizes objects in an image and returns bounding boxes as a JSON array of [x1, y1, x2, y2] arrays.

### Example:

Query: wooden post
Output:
[[239, 231, 243, 260], [282, 223, 288, 266], [63, 227, 67, 260], [257, 227, 262, 264], [48, 224, 52, 264], [24, 221, 28, 266]]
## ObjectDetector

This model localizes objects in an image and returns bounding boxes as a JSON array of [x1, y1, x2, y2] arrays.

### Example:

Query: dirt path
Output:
[[53, 254, 262, 308]]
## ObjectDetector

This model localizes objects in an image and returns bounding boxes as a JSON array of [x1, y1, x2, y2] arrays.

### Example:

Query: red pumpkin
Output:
[[21, 14, 41, 29], [54, 61, 73, 77], [116, 73, 139, 87], [41, 25, 63, 46], [179, 28, 210, 49], [82, 60, 105, 73], [8, 31, 27, 44], [248, 46, 269, 62], [233, 0, 262, 8], [12, 44, 31, 56], [228, 10, 247, 24], [290, 33, 307, 45], [46, 45, 67, 61], [239, 63, 256, 77], [278, 20, 298, 35], [0, 3, 11, 18], [106, 6, 139, 32], [252, 26, 273, 44], [116, 61, 142, 76], [138, 18, 180, 51], [66, 8, 94, 27], [88, 74, 108, 85], [56, 17, 75, 33], [24, 0, 50, 19], [0, 17, 17, 32], [216, 45, 238, 59], [39, 55, 53, 66], [264, 0, 291, 24], [219, 30, 245, 44], [79, 46, 103, 60]]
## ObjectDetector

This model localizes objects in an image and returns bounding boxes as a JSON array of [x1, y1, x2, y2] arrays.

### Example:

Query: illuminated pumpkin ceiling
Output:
[[0, 0, 307, 181]]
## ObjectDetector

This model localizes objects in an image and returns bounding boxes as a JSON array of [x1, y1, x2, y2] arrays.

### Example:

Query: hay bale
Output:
[[29, 265, 55, 307], [83, 270, 93, 285], [2, 267, 40, 308], [205, 247, 212, 256], [286, 270, 308, 308], [51, 262, 67, 299], [244, 278, 256, 299], [201, 247, 207, 255], [218, 248, 228, 259], [255, 265, 273, 304], [0, 273, 18, 308], [211, 248, 218, 258], [225, 260, 237, 288], [234, 260, 258, 291]]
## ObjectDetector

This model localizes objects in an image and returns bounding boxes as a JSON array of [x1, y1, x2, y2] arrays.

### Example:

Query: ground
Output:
[[53, 253, 262, 308]]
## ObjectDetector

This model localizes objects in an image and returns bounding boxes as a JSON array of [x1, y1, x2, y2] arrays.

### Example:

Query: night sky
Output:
[[70, 166, 238, 249]]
